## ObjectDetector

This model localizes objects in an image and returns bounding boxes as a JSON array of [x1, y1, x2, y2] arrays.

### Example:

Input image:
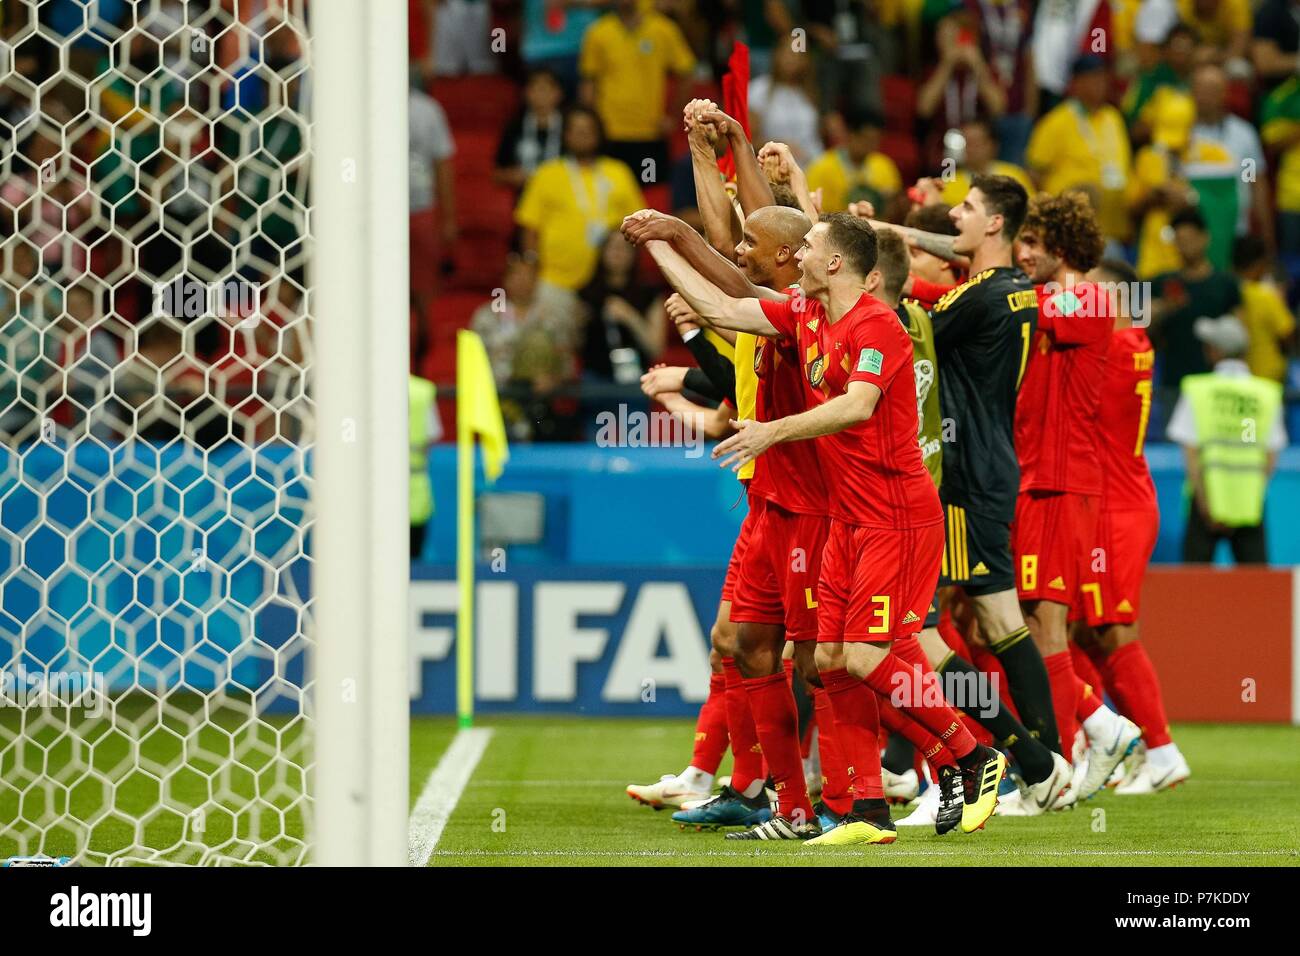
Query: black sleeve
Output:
[[495, 115, 523, 169], [684, 367, 725, 403], [684, 333, 736, 405], [1255, 0, 1288, 40]]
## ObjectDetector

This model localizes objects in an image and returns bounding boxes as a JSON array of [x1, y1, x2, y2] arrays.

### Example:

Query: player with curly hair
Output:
[[1012, 192, 1142, 808]]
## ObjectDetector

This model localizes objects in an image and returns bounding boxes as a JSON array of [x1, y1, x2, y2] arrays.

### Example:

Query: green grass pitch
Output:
[[5, 709, 1296, 864], [418, 717, 1300, 867]]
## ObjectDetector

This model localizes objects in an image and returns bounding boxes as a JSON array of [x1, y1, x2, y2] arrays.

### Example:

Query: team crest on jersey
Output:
[[808, 354, 826, 387]]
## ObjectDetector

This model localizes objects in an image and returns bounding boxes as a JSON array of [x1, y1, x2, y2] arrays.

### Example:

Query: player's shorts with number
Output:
[[721, 498, 759, 603], [817, 519, 943, 643], [730, 496, 829, 641], [1012, 490, 1100, 603], [936, 501, 1014, 596], [1072, 507, 1158, 626]]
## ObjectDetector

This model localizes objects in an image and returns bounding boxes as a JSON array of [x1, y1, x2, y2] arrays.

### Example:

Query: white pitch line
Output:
[[429, 848, 1297, 860], [408, 727, 493, 867]]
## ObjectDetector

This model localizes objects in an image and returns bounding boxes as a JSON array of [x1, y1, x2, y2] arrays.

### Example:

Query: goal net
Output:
[[0, 0, 316, 866]]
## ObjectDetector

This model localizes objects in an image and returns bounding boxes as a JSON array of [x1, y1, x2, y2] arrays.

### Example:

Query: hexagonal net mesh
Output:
[[0, 0, 314, 865]]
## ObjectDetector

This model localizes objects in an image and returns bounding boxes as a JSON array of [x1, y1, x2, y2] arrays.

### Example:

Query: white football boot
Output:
[[994, 788, 1034, 816], [1016, 751, 1075, 814], [1116, 746, 1191, 794], [1078, 713, 1142, 800], [626, 774, 711, 810], [896, 782, 939, 827]]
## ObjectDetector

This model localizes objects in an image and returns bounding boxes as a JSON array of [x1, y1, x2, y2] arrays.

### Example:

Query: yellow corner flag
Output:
[[456, 329, 509, 482], [455, 330, 509, 728]]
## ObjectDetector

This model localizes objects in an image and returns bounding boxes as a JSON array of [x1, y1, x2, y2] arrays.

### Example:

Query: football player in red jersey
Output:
[[1012, 193, 1142, 803], [625, 200, 844, 835], [1072, 258, 1191, 793], [624, 104, 850, 827], [624, 102, 803, 817], [646, 214, 1007, 843]]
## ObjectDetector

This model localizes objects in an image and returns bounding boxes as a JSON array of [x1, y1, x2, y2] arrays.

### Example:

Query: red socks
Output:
[[1043, 651, 1079, 755], [743, 671, 813, 821], [894, 634, 994, 747], [1102, 642, 1172, 748], [861, 645, 977, 760], [721, 658, 763, 794], [876, 691, 957, 769], [1075, 674, 1102, 722], [1070, 642, 1105, 695], [690, 671, 730, 775], [812, 685, 853, 814], [820, 669, 884, 801]]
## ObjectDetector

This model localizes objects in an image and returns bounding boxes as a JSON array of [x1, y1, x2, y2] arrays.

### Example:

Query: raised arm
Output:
[[699, 108, 776, 217], [683, 100, 743, 257], [644, 239, 780, 337], [758, 141, 819, 223], [866, 217, 967, 266], [622, 209, 788, 302], [713, 381, 882, 471]]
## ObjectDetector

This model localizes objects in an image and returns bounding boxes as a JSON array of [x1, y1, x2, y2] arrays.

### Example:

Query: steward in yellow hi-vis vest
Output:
[[1180, 371, 1281, 526], [1165, 315, 1288, 564], [409, 375, 436, 530]]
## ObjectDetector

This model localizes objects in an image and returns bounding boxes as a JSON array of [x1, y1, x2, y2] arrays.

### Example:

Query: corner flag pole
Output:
[[455, 359, 475, 730], [454, 330, 509, 730]]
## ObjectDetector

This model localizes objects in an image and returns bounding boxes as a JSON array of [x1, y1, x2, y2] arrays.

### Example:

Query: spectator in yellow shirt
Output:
[[1026, 55, 1132, 243], [1234, 236, 1296, 382], [939, 118, 1033, 208], [1179, 0, 1251, 65], [1127, 99, 1197, 279], [579, 0, 695, 181], [515, 107, 647, 291], [806, 108, 902, 213]]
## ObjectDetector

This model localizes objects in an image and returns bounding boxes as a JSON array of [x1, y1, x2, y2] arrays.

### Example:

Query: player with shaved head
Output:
[[624, 203, 834, 835], [622, 114, 822, 829]]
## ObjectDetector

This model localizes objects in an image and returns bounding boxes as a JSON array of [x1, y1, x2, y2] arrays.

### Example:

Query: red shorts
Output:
[[721, 503, 758, 603], [1072, 507, 1158, 626], [817, 519, 944, 643], [1012, 490, 1099, 604], [730, 496, 828, 642]]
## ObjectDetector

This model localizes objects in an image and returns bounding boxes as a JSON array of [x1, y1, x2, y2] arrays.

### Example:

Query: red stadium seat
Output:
[[456, 184, 515, 234], [430, 75, 519, 132], [880, 75, 916, 132], [452, 129, 501, 171], [880, 131, 920, 187]]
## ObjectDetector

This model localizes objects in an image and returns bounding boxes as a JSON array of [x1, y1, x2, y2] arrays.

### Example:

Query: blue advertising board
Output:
[[410, 563, 720, 716]]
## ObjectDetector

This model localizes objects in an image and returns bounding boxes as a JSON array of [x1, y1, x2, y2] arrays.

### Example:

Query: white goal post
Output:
[[0, 0, 408, 867], [311, 0, 410, 867]]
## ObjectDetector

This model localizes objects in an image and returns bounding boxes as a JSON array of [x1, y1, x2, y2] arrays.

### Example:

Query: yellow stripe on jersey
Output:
[[732, 332, 757, 482], [945, 505, 969, 581], [704, 328, 735, 363]]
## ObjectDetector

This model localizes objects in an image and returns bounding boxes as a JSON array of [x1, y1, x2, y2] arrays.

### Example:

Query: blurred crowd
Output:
[[4, 1, 1299, 450], [419, 0, 1300, 444], [0, 0, 310, 448]]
